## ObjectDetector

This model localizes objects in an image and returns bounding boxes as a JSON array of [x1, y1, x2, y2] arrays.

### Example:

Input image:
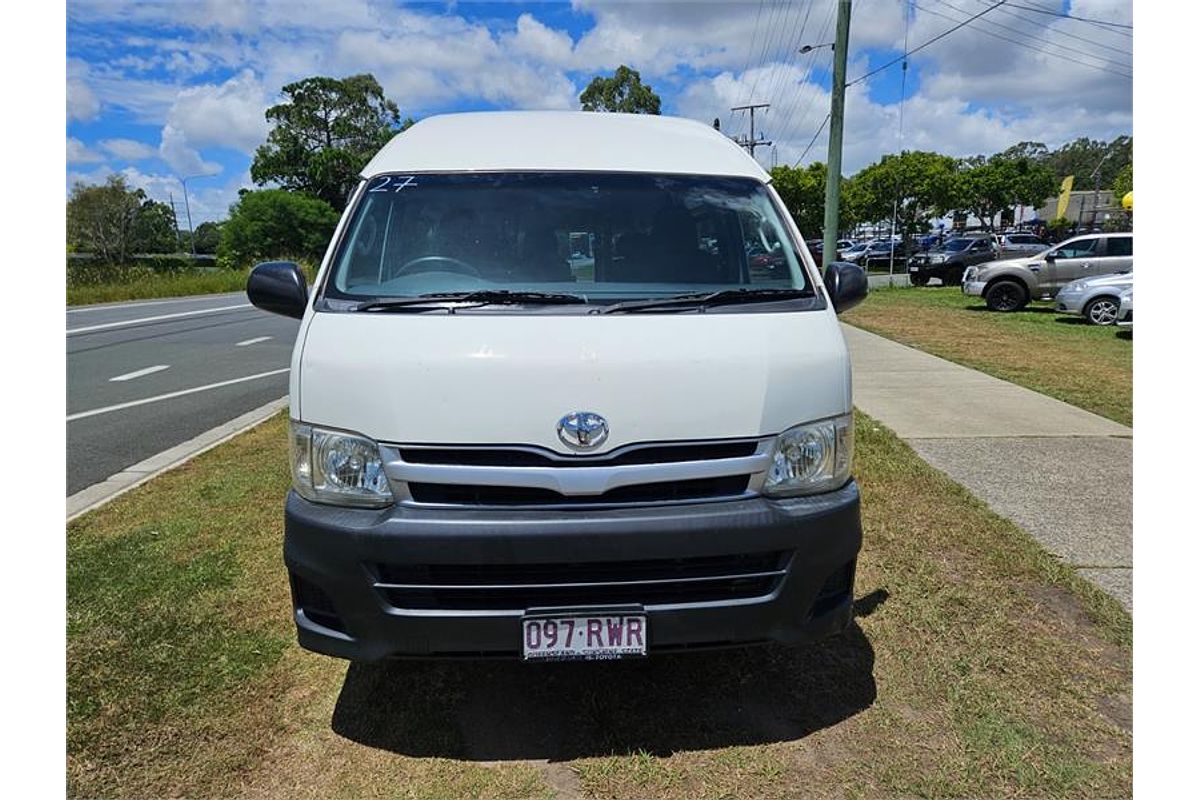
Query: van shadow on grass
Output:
[[330, 591, 884, 762]]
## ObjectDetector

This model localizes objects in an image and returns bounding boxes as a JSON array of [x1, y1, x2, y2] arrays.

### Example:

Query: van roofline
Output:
[[360, 111, 771, 182]]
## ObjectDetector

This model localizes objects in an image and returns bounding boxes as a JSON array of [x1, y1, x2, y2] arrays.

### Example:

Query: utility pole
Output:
[[822, 0, 852, 270], [731, 103, 772, 159], [1088, 151, 1112, 231], [178, 173, 213, 256]]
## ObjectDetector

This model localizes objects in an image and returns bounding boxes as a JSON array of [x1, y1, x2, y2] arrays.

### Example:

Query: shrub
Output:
[[217, 189, 339, 269]]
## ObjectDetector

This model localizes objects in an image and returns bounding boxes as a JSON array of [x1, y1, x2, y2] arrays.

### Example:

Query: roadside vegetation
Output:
[[67, 267, 253, 306], [67, 410, 1130, 799], [843, 285, 1132, 427]]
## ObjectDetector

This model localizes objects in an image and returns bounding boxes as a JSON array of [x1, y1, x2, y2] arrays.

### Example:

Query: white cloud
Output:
[[99, 138, 158, 161], [67, 137, 104, 164], [163, 70, 270, 152], [158, 124, 222, 176], [66, 60, 101, 121]]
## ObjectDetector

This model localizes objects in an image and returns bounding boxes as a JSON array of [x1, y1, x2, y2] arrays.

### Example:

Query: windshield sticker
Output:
[[368, 175, 419, 193]]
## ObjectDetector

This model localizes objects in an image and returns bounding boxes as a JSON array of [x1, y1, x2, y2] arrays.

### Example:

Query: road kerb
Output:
[[66, 396, 289, 521]]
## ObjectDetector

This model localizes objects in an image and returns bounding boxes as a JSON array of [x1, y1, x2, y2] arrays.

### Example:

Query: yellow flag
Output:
[[1055, 175, 1074, 220]]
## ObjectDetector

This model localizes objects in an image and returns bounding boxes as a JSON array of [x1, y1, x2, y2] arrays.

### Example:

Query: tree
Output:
[[849, 151, 959, 234], [217, 190, 340, 269], [67, 175, 147, 262], [950, 154, 1055, 230], [579, 66, 662, 114], [251, 74, 411, 209], [1043, 135, 1130, 187], [769, 163, 858, 236], [1112, 162, 1132, 198], [131, 199, 179, 253], [192, 221, 223, 255]]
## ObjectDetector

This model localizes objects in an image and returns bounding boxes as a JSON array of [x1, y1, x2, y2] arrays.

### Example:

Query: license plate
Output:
[[908, 266, 919, 272], [522, 615, 646, 661]]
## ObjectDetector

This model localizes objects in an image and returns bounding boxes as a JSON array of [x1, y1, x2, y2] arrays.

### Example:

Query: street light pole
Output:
[[178, 174, 210, 256], [821, 0, 853, 270]]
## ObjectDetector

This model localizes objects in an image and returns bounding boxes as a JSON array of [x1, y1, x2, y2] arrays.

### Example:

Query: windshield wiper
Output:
[[598, 287, 811, 315], [356, 290, 588, 313]]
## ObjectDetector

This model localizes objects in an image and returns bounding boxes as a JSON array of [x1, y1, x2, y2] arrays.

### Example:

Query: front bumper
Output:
[[283, 482, 863, 661], [1055, 293, 1085, 313], [962, 280, 987, 297]]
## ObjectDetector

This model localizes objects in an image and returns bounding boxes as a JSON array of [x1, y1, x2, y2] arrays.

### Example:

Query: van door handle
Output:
[[1082, 263, 1092, 269]]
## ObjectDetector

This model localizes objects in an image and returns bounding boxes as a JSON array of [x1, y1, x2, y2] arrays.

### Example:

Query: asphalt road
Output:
[[66, 292, 300, 496]]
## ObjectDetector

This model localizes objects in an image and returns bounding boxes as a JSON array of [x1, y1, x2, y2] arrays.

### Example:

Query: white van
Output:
[[247, 111, 868, 661]]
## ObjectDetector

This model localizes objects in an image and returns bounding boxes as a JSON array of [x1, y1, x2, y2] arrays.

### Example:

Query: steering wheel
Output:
[[393, 255, 481, 277]]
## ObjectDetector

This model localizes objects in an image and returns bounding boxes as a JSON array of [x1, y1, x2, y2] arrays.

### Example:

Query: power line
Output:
[[794, 112, 830, 166], [970, 0, 1132, 56], [1008, 1, 1133, 32], [732, 1, 768, 135], [778, 0, 838, 158], [917, 1, 1132, 78], [933, 0, 1130, 73], [847, 0, 1009, 87]]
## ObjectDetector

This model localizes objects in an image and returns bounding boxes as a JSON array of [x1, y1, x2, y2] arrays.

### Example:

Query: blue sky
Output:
[[66, 1, 1133, 223]]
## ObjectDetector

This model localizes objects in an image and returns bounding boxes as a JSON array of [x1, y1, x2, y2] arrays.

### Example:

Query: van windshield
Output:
[[322, 172, 812, 305]]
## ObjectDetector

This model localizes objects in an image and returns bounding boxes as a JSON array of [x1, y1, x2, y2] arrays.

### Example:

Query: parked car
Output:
[[839, 241, 870, 263], [1116, 286, 1132, 327], [906, 235, 998, 286], [962, 232, 1132, 312], [853, 239, 913, 270], [1054, 271, 1133, 325], [998, 232, 1049, 256], [245, 110, 868, 663]]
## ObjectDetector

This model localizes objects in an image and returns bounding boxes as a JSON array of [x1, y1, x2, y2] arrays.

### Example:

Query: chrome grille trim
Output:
[[379, 438, 774, 507]]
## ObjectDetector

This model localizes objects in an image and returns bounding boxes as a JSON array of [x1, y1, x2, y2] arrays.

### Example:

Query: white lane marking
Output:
[[67, 368, 290, 422], [109, 365, 170, 382], [67, 294, 243, 313], [236, 336, 273, 347], [67, 396, 289, 521], [66, 303, 252, 335]]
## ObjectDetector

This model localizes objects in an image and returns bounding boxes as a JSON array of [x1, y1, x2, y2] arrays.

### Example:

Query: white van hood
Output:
[[295, 310, 850, 453]]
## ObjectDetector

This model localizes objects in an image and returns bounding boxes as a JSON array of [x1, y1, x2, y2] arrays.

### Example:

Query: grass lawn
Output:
[[67, 269, 254, 306], [67, 412, 1131, 799], [843, 285, 1132, 426]]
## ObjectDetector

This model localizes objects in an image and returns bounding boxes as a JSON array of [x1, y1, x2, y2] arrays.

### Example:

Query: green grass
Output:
[[843, 285, 1132, 426], [67, 269, 253, 306], [67, 411, 1131, 799]]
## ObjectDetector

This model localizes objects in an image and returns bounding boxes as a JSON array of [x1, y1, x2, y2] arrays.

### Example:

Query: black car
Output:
[[906, 236, 997, 286]]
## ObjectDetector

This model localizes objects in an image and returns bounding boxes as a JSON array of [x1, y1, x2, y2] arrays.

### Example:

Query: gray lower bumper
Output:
[[283, 482, 863, 661]]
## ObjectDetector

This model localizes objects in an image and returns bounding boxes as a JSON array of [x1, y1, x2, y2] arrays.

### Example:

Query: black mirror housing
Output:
[[247, 261, 309, 319], [823, 261, 868, 314]]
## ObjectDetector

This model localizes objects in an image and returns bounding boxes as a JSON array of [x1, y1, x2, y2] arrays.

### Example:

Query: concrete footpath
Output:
[[843, 324, 1132, 610]]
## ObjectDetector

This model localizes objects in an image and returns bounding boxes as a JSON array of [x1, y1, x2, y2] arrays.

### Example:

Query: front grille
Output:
[[373, 550, 790, 611], [408, 475, 750, 506], [399, 440, 758, 468]]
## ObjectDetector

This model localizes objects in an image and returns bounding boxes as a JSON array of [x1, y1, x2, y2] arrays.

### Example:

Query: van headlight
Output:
[[762, 414, 853, 498], [290, 421, 394, 508]]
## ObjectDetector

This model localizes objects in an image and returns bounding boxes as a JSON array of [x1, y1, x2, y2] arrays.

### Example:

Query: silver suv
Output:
[[963, 233, 1133, 312]]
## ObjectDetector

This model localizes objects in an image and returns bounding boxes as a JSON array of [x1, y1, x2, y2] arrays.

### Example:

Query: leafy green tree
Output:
[[251, 74, 411, 209], [1112, 163, 1132, 198], [131, 199, 179, 253], [950, 154, 1055, 230], [192, 220, 223, 255], [770, 163, 857, 236], [67, 175, 147, 262], [1043, 135, 1130, 187], [849, 151, 959, 233], [579, 66, 662, 114], [217, 189, 339, 269]]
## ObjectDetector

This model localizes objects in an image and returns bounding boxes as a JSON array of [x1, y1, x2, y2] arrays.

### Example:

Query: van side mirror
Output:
[[823, 261, 868, 314], [247, 261, 309, 319], [1044, 252, 1057, 262]]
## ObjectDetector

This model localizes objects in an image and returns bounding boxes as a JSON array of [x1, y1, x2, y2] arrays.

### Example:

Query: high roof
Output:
[[361, 111, 769, 181]]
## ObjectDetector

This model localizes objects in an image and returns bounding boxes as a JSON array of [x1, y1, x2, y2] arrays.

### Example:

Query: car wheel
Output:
[[910, 274, 929, 286], [984, 280, 1028, 312], [1083, 296, 1121, 326]]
